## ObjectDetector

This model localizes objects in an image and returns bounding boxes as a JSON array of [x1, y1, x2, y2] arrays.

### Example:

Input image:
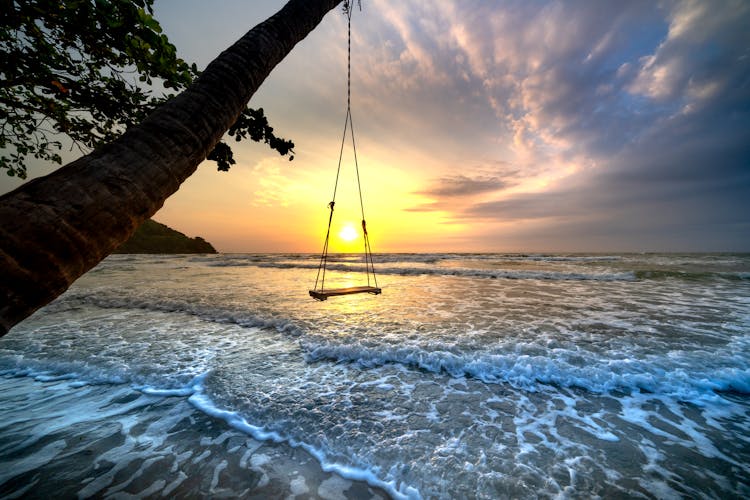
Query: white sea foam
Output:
[[185, 375, 420, 499], [302, 341, 750, 400], [2, 252, 749, 498]]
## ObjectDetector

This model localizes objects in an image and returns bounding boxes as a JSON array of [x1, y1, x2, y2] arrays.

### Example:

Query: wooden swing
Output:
[[310, 1, 380, 301]]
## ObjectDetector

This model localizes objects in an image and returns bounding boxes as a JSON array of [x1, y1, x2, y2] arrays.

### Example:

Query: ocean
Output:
[[1, 253, 749, 498]]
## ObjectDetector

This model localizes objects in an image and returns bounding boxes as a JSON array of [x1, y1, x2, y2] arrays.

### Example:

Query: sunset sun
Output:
[[339, 224, 358, 242]]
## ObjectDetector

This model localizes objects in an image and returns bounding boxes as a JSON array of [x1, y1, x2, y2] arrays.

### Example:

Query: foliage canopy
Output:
[[0, 0, 294, 179]]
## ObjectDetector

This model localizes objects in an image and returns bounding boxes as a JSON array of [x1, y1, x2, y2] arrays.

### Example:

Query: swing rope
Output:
[[312, 1, 377, 293]]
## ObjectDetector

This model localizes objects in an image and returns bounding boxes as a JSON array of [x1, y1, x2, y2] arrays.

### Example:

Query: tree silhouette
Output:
[[0, 0, 342, 335]]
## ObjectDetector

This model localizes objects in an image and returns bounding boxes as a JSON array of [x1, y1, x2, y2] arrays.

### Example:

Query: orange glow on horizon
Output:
[[156, 141, 474, 253]]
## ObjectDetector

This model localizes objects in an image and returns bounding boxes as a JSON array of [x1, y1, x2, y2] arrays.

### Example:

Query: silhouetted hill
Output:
[[114, 219, 217, 254]]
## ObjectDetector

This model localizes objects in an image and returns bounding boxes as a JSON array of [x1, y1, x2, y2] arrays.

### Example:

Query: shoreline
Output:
[[0, 374, 390, 499]]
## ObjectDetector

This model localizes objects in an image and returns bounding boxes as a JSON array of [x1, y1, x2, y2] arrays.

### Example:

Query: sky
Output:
[[3, 0, 750, 252]]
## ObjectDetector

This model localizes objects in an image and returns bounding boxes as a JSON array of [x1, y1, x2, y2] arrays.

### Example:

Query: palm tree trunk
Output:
[[0, 0, 342, 336]]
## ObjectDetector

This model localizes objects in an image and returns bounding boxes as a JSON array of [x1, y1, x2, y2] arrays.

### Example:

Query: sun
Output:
[[339, 224, 358, 242]]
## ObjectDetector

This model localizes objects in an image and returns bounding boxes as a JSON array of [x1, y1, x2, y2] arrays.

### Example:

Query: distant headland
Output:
[[114, 219, 217, 254]]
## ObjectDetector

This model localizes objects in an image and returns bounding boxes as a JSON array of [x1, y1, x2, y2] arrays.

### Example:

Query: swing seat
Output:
[[309, 286, 382, 301]]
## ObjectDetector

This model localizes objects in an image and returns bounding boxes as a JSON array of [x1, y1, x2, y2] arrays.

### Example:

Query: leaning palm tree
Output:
[[0, 0, 343, 336]]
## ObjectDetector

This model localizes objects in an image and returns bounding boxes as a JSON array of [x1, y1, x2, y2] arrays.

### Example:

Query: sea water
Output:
[[1, 253, 749, 498]]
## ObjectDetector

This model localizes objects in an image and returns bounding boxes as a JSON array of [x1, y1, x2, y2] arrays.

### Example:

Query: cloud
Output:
[[249, 158, 306, 208], [407, 161, 523, 214], [628, 0, 750, 107], [417, 174, 511, 198], [354, 1, 674, 176], [465, 193, 588, 222]]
